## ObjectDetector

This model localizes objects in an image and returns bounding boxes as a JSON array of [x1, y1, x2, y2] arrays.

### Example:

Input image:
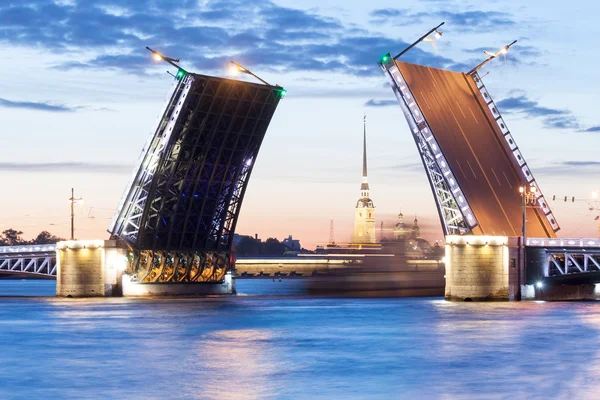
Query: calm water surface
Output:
[[0, 280, 599, 399]]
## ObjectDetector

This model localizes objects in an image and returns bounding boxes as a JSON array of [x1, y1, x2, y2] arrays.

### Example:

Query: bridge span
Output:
[[526, 238, 600, 282], [0, 244, 56, 279]]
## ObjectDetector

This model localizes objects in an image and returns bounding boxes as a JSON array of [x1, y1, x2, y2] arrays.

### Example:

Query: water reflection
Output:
[[1, 281, 600, 398], [189, 329, 281, 400]]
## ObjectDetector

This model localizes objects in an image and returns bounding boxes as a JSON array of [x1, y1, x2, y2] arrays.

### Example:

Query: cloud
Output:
[[583, 126, 600, 133], [370, 9, 517, 33], [365, 99, 398, 107], [376, 163, 424, 173], [0, 97, 112, 113], [0, 97, 79, 112], [496, 95, 581, 130], [0, 0, 458, 77], [563, 161, 600, 166], [0, 162, 131, 174], [534, 161, 600, 176]]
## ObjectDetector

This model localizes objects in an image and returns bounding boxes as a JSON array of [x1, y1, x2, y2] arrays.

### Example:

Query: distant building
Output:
[[352, 116, 376, 244], [282, 235, 301, 252], [393, 213, 431, 257], [393, 212, 410, 240]]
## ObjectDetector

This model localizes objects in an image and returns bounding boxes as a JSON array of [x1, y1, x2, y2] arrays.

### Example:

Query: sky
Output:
[[0, 0, 598, 249]]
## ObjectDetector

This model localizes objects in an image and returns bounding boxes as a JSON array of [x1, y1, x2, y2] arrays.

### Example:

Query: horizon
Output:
[[1, 0, 598, 250]]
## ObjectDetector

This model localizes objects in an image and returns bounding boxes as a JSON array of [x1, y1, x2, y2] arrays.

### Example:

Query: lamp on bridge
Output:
[[518, 185, 538, 300], [392, 22, 445, 60], [146, 46, 187, 80], [230, 60, 286, 97], [467, 40, 518, 75]]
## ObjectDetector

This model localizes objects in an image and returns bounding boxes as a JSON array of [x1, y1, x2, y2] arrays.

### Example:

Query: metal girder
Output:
[[129, 249, 228, 283], [547, 252, 600, 277], [108, 72, 282, 283], [380, 61, 475, 235], [0, 244, 56, 278]]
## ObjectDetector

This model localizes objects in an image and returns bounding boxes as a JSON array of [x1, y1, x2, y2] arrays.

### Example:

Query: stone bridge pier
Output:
[[445, 235, 600, 301], [444, 236, 522, 301]]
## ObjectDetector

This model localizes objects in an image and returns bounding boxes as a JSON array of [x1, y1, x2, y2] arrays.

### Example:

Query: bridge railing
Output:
[[0, 244, 56, 255], [527, 238, 600, 248]]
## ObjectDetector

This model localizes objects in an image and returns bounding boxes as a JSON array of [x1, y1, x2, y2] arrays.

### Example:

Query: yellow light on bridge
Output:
[[153, 53, 162, 61]]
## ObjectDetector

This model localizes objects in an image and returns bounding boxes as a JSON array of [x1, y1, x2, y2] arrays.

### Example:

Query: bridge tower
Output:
[[352, 116, 376, 244], [378, 34, 560, 300], [54, 58, 284, 297]]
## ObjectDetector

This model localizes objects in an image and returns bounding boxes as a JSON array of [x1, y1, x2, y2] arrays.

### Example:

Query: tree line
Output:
[[235, 236, 302, 256], [0, 229, 66, 246]]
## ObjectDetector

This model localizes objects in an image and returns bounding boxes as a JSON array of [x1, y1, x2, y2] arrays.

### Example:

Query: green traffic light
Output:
[[380, 54, 390, 63], [279, 88, 287, 98], [176, 68, 186, 80]]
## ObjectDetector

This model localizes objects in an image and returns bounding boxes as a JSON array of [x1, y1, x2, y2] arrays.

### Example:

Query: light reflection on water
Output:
[[0, 280, 600, 399]]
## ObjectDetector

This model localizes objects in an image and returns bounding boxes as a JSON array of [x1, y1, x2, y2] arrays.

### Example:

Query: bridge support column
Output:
[[522, 283, 600, 301], [445, 236, 521, 301], [56, 240, 127, 297]]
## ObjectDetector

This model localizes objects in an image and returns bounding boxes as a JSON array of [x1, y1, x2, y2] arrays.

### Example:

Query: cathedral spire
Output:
[[352, 114, 376, 244], [363, 114, 368, 178], [361, 115, 370, 195]]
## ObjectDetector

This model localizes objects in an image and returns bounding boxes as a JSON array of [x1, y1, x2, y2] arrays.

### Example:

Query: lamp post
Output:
[[518, 185, 537, 299], [230, 61, 272, 86], [146, 46, 182, 69], [594, 191, 600, 237], [146, 46, 188, 81], [69, 188, 83, 241], [230, 61, 286, 97], [467, 40, 517, 75], [393, 22, 445, 60]]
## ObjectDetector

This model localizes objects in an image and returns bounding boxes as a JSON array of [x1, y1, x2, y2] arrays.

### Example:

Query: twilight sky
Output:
[[0, 0, 598, 249]]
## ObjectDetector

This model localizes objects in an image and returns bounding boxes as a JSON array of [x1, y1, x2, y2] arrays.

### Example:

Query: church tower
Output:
[[352, 116, 376, 244], [411, 215, 421, 239]]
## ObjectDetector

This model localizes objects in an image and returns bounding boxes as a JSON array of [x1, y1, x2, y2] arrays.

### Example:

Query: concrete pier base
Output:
[[522, 283, 600, 301], [445, 236, 521, 301], [56, 239, 127, 297], [121, 271, 236, 297]]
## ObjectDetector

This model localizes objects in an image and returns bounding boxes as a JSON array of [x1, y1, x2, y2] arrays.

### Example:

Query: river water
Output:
[[1, 279, 599, 399]]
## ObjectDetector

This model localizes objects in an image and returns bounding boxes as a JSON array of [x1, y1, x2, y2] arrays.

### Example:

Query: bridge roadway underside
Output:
[[396, 61, 554, 238]]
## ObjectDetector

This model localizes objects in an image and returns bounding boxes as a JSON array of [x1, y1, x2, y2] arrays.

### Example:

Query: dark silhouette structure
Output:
[[108, 71, 284, 283]]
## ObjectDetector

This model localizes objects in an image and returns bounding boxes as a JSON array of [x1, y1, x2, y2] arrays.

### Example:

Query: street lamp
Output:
[[467, 40, 517, 75], [392, 22, 445, 60], [230, 60, 287, 97], [146, 46, 186, 80], [69, 188, 83, 241], [230, 60, 271, 85], [519, 185, 538, 299]]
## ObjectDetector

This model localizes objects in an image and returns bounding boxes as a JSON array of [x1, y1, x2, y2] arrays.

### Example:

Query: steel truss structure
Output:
[[0, 244, 56, 278], [108, 72, 283, 283], [468, 72, 559, 232], [527, 238, 600, 278], [380, 59, 475, 235], [379, 56, 560, 236]]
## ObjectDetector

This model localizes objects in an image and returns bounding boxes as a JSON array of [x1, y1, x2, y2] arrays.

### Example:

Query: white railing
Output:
[[0, 244, 56, 254], [527, 238, 600, 248]]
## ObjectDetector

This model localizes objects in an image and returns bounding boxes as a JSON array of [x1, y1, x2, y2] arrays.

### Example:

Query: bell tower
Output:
[[352, 115, 376, 244]]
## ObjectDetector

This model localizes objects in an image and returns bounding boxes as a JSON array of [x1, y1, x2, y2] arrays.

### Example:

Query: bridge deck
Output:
[[396, 61, 555, 237]]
